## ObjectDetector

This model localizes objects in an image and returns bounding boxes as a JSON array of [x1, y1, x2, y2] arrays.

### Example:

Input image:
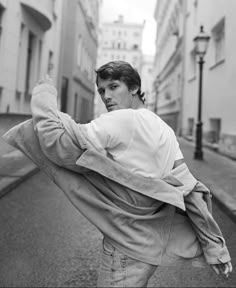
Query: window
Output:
[[60, 76, 69, 113], [189, 49, 196, 80], [187, 118, 194, 136], [209, 118, 221, 143], [74, 93, 78, 120], [16, 23, 25, 92], [15, 90, 21, 101], [80, 97, 90, 124], [37, 40, 42, 79], [47, 50, 54, 75], [133, 44, 138, 50], [212, 18, 225, 64], [165, 91, 171, 100], [77, 36, 82, 66], [177, 73, 181, 99], [0, 5, 4, 40], [25, 31, 36, 101]]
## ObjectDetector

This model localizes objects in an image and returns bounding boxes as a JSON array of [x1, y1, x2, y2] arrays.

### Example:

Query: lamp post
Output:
[[193, 25, 210, 160]]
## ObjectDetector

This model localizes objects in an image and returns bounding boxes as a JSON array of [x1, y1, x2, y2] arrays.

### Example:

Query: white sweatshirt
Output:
[[83, 108, 183, 179]]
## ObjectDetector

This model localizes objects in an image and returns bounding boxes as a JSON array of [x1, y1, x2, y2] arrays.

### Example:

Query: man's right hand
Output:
[[210, 261, 233, 278], [36, 74, 54, 86]]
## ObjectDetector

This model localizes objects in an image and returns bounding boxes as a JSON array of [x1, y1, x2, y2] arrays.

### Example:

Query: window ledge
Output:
[[209, 59, 225, 70], [188, 75, 196, 83]]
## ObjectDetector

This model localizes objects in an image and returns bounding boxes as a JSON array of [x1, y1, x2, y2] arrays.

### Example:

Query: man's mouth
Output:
[[106, 103, 115, 109]]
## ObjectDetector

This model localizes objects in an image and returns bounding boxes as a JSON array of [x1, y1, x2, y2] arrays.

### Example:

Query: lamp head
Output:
[[194, 25, 210, 57]]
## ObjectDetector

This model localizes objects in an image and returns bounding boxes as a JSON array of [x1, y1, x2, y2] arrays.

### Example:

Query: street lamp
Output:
[[193, 25, 210, 160]]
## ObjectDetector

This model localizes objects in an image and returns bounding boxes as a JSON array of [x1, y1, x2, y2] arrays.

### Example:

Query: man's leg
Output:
[[97, 238, 157, 287]]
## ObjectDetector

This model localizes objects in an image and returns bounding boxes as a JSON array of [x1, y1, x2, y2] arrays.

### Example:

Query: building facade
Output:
[[154, 0, 236, 158], [141, 54, 155, 112], [94, 15, 145, 118], [100, 15, 144, 72], [182, 0, 236, 158], [57, 0, 99, 123], [153, 0, 186, 134], [0, 0, 99, 126], [0, 0, 62, 114]]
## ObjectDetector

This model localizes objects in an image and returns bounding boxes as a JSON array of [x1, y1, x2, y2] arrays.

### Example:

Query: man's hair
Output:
[[95, 61, 145, 103]]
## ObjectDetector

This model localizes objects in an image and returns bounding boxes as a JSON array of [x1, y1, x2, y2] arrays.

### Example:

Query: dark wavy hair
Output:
[[95, 61, 145, 103]]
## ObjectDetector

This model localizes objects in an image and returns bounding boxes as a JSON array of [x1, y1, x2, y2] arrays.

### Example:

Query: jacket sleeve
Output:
[[184, 184, 231, 264], [31, 83, 84, 168]]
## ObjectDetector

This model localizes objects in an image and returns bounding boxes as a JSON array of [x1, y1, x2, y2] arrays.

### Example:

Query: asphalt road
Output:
[[0, 171, 235, 287]]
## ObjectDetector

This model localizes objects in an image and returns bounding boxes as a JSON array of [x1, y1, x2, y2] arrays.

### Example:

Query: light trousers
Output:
[[97, 238, 157, 287]]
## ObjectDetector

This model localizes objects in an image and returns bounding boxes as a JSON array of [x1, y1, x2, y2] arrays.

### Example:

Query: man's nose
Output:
[[103, 90, 112, 101]]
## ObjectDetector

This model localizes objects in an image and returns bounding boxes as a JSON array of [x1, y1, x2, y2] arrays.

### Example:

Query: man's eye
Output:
[[98, 90, 104, 95], [110, 85, 117, 90]]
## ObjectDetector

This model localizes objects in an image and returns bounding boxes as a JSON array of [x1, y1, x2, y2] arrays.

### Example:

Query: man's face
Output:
[[97, 78, 133, 112]]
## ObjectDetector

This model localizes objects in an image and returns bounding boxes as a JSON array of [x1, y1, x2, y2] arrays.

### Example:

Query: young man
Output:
[[6, 61, 232, 287]]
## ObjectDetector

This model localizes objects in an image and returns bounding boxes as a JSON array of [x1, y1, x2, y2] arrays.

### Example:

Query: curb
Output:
[[212, 191, 236, 224], [198, 175, 236, 224], [180, 137, 236, 163], [0, 165, 39, 199], [178, 137, 236, 223]]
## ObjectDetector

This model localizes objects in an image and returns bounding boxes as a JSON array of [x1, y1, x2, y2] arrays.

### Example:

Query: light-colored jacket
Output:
[[3, 83, 230, 267]]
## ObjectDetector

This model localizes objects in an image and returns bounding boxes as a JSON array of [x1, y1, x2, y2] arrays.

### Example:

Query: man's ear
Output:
[[131, 87, 139, 95]]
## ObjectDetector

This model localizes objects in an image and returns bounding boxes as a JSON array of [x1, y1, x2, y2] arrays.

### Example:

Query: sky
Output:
[[101, 0, 157, 55]]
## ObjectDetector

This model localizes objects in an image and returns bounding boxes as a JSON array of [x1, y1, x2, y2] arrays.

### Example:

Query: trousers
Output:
[[97, 238, 157, 287]]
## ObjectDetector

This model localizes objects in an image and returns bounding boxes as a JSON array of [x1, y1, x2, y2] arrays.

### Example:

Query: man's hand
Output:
[[210, 261, 233, 278], [36, 74, 54, 86]]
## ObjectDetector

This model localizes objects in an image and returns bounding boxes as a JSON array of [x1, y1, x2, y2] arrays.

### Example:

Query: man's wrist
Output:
[[32, 83, 57, 97]]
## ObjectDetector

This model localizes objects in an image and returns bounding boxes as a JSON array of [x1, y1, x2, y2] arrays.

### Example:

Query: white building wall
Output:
[[57, 0, 99, 123], [154, 0, 185, 133], [0, 0, 63, 114], [183, 0, 236, 157]]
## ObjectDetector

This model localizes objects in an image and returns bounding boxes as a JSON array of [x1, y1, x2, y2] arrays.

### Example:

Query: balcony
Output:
[[0, 0, 7, 8], [20, 0, 53, 31]]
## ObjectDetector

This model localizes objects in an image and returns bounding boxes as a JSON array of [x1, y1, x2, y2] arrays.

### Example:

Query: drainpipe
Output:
[[178, 0, 187, 137]]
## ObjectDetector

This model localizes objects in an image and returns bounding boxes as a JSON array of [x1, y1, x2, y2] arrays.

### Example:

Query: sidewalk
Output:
[[0, 148, 38, 198], [179, 138, 236, 222], [0, 137, 236, 222]]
